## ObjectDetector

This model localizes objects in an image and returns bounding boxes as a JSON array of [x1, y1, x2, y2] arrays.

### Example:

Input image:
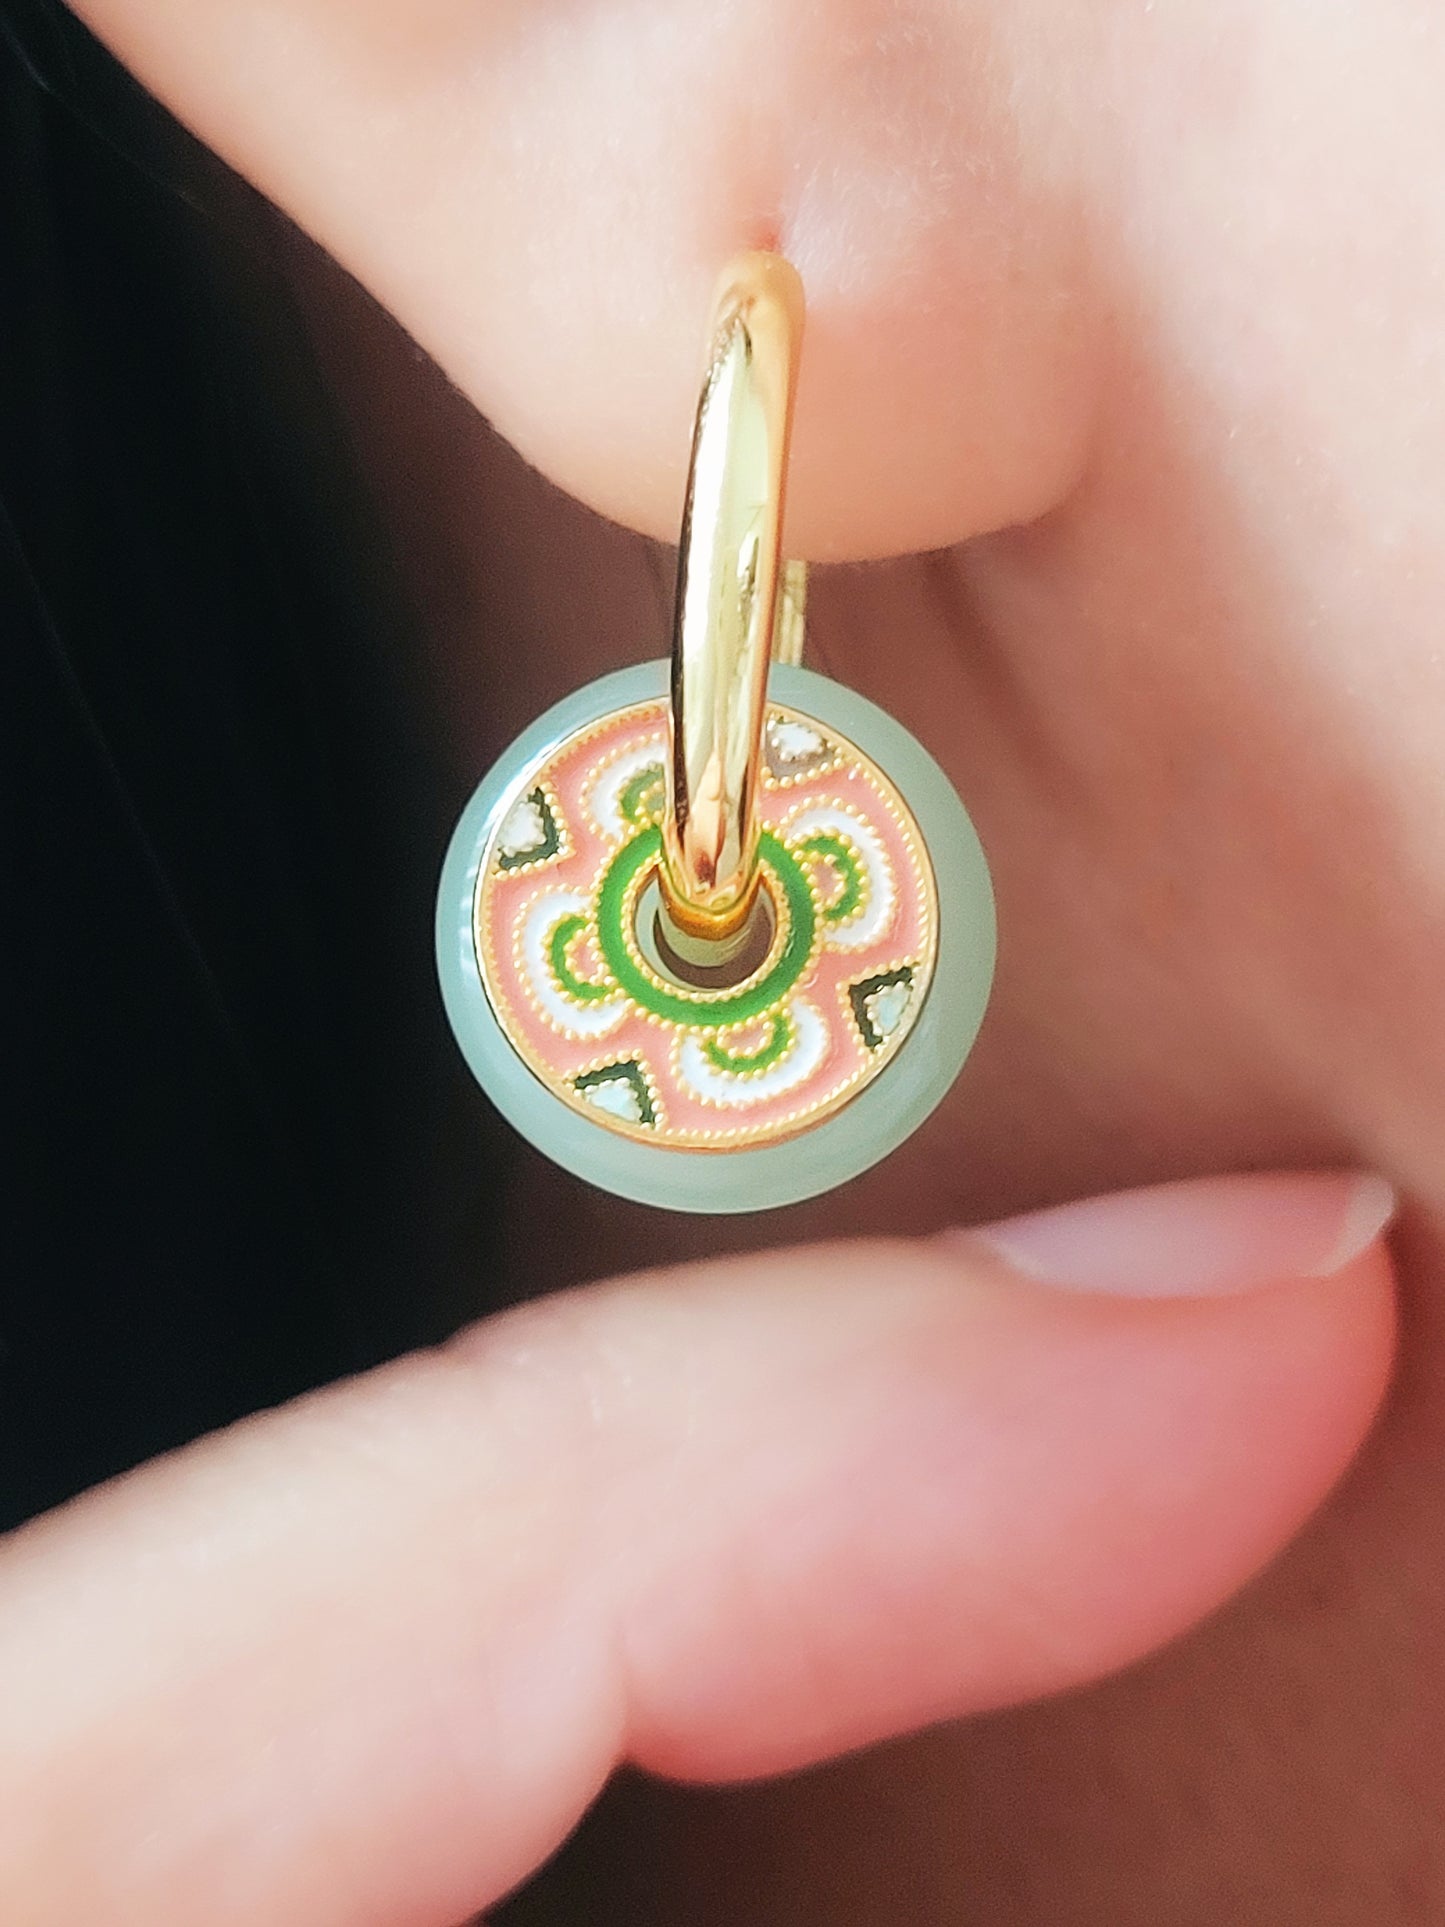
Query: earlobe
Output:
[[67, 0, 1104, 558]]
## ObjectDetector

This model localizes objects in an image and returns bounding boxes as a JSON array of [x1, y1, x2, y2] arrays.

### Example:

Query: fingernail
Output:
[[958, 1172, 1396, 1298]]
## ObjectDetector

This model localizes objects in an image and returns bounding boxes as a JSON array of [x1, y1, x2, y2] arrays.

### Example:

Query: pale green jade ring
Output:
[[436, 660, 995, 1214]]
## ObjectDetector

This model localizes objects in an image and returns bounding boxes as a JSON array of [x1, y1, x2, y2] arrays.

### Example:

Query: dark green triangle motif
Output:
[[848, 966, 916, 1051], [496, 786, 562, 872], [573, 1060, 658, 1128]]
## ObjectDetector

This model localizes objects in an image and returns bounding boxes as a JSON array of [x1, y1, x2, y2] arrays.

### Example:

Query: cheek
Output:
[[70, 0, 1107, 558]]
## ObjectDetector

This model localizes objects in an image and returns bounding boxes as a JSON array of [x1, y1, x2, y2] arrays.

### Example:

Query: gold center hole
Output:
[[636, 876, 777, 992]]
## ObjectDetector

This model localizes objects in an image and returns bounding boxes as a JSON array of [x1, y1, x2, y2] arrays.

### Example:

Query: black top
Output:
[[0, 0, 493, 1526]]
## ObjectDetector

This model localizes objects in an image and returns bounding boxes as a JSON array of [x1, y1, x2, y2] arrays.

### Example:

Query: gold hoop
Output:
[[660, 252, 807, 943]]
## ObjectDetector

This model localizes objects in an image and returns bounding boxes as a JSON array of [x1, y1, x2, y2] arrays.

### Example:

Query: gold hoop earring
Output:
[[437, 254, 995, 1214]]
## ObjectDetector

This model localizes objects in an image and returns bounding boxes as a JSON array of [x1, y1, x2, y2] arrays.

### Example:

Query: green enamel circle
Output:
[[595, 826, 816, 1028], [797, 830, 865, 924], [546, 912, 616, 1005], [618, 763, 665, 826], [703, 1009, 793, 1074]]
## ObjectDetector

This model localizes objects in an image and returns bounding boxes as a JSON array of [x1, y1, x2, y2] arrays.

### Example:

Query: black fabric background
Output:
[[0, 0, 484, 1527]]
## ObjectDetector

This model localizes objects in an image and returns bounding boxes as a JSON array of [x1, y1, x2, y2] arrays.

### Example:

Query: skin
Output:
[[12, 0, 1445, 1919]]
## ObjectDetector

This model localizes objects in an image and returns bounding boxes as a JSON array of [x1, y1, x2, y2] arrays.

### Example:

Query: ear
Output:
[[68, 0, 1103, 558]]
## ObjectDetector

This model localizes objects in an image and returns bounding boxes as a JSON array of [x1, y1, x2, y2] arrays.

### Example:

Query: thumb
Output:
[[0, 1171, 1394, 1926]]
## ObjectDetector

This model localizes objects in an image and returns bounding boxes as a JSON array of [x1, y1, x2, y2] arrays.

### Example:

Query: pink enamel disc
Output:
[[474, 698, 939, 1149]]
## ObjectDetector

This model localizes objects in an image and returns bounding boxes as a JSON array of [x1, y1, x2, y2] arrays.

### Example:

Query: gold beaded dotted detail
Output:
[[475, 699, 939, 1150]]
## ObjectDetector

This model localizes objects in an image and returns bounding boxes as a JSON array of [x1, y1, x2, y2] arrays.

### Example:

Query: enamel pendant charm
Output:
[[437, 255, 994, 1212]]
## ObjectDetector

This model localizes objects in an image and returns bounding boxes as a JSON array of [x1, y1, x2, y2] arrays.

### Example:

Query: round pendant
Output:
[[437, 660, 995, 1213]]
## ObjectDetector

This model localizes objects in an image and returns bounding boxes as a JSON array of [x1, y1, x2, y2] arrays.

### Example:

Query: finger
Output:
[[0, 1171, 1394, 1927]]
